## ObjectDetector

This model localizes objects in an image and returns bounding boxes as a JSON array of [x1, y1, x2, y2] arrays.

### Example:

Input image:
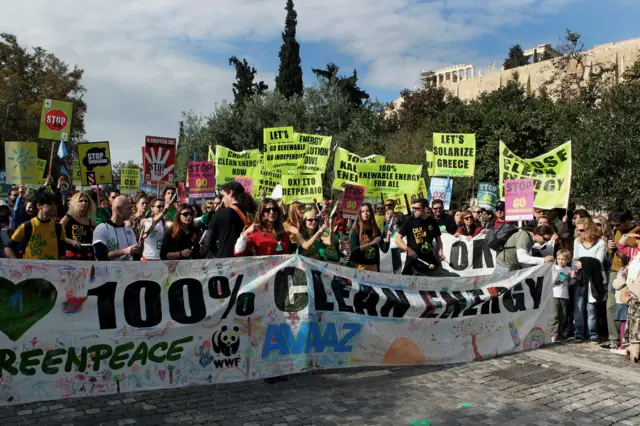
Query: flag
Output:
[[208, 146, 215, 162], [60, 165, 69, 176], [57, 137, 69, 159]]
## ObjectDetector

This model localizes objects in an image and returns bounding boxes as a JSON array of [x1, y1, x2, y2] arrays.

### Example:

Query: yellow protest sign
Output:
[[36, 159, 47, 187], [499, 141, 572, 209], [121, 168, 141, 193], [263, 127, 303, 174], [254, 165, 282, 199], [297, 134, 332, 174], [392, 178, 428, 213], [72, 160, 82, 186], [281, 173, 323, 204], [432, 133, 476, 177], [5, 142, 40, 187], [208, 146, 215, 162], [77, 141, 113, 185], [332, 148, 385, 191], [357, 163, 422, 196], [215, 146, 260, 185], [425, 150, 435, 175]]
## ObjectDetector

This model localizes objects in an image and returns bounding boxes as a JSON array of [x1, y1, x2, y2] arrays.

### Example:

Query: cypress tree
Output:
[[275, 0, 303, 98]]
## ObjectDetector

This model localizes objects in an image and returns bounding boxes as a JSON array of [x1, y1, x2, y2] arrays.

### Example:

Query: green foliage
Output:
[[0, 33, 87, 176], [275, 0, 303, 98], [312, 63, 370, 107], [228, 56, 268, 108], [503, 44, 530, 70]]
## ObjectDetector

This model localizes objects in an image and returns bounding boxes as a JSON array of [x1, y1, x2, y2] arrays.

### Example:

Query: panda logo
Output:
[[212, 325, 240, 357]]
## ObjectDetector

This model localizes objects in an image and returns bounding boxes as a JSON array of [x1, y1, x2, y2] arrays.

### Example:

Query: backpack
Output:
[[486, 223, 519, 252], [22, 218, 63, 258]]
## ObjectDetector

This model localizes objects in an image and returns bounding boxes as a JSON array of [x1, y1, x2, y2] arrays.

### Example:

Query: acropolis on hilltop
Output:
[[390, 37, 640, 110]]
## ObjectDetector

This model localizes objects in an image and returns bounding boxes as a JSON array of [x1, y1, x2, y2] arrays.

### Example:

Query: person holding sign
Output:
[[234, 198, 293, 256], [395, 198, 443, 276], [349, 203, 389, 272]]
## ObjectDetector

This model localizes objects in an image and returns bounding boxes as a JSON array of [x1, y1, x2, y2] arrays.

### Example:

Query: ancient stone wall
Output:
[[391, 37, 640, 108]]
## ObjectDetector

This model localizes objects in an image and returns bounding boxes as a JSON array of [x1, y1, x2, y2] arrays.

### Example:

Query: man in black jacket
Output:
[[431, 199, 457, 234]]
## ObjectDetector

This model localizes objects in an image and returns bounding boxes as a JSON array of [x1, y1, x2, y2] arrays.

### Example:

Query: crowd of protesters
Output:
[[2, 176, 640, 363]]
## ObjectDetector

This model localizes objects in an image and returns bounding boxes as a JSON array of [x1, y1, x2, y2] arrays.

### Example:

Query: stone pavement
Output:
[[3, 342, 640, 426]]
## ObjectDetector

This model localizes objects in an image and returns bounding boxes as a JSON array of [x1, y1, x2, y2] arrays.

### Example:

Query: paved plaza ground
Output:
[[3, 342, 640, 426]]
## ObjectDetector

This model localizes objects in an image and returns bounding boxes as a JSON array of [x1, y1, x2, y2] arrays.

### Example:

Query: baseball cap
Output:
[[496, 201, 505, 211], [0, 199, 12, 215]]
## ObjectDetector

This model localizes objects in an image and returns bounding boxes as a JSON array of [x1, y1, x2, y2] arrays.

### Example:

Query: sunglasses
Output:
[[180, 212, 193, 217], [433, 207, 443, 211], [577, 229, 585, 233], [264, 207, 278, 214], [412, 207, 423, 211], [155, 204, 165, 209], [385, 204, 394, 208], [306, 218, 317, 223], [464, 216, 473, 220]]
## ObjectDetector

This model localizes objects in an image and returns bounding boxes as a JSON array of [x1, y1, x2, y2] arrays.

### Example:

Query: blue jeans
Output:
[[572, 284, 599, 341]]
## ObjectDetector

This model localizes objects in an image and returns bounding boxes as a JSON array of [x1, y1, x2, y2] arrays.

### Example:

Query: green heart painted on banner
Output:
[[0, 277, 58, 341]]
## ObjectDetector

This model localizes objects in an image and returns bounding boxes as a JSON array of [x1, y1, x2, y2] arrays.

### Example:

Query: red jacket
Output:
[[235, 230, 292, 256]]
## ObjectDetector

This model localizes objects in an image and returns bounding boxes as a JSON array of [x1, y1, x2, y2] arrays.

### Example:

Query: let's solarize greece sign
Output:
[[0, 255, 553, 405]]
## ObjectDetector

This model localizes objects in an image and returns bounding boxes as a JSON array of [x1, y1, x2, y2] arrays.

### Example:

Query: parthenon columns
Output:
[[425, 65, 475, 88]]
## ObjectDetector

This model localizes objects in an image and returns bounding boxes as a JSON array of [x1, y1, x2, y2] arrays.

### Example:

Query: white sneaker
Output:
[[610, 348, 627, 356]]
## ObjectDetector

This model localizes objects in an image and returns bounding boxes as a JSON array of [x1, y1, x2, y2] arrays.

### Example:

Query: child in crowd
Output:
[[611, 253, 630, 354], [552, 249, 572, 342]]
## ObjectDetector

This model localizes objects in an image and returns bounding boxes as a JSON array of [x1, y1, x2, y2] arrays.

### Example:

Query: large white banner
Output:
[[0, 257, 553, 405]]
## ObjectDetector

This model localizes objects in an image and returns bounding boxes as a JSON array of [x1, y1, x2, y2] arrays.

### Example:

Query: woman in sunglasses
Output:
[[572, 217, 607, 343], [235, 198, 292, 256], [454, 210, 482, 240], [160, 203, 201, 260], [349, 202, 389, 272], [299, 210, 340, 262]]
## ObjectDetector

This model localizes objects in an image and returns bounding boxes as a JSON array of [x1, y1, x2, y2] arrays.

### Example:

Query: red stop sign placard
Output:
[[44, 110, 69, 131]]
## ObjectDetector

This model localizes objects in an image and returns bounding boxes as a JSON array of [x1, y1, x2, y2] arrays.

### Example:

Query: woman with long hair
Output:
[[61, 192, 96, 260], [283, 201, 305, 251], [572, 217, 607, 343], [349, 203, 389, 271], [299, 210, 340, 262], [205, 181, 257, 258], [235, 198, 292, 256], [160, 203, 201, 260], [128, 196, 149, 240]]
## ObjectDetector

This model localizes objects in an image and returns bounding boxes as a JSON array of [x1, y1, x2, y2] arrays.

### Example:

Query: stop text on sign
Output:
[[45, 110, 68, 130], [189, 162, 214, 174]]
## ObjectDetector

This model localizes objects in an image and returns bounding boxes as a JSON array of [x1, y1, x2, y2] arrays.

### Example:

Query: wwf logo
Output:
[[212, 325, 240, 357]]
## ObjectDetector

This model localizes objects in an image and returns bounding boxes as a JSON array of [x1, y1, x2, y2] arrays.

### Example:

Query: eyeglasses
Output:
[[464, 216, 473, 220], [180, 212, 193, 217], [306, 218, 317, 223], [264, 208, 278, 214]]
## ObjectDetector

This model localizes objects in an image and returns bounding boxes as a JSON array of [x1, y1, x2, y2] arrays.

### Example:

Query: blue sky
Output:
[[2, 0, 639, 164]]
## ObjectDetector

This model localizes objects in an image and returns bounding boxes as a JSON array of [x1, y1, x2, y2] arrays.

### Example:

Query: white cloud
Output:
[[0, 0, 577, 164]]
